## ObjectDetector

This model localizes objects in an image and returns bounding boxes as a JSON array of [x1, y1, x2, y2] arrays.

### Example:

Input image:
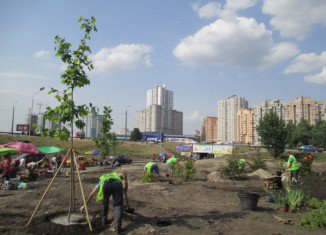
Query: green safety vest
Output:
[[145, 162, 155, 173], [238, 159, 246, 169], [288, 155, 299, 171], [167, 157, 177, 165], [96, 172, 122, 202]]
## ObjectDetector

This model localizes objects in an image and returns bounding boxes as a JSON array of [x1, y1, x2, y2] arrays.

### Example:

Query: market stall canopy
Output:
[[0, 142, 40, 155], [0, 148, 18, 156], [38, 146, 63, 154]]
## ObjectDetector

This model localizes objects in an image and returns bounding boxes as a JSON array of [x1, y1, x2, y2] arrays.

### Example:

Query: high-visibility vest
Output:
[[96, 172, 122, 202], [167, 157, 177, 165], [287, 155, 299, 171], [145, 162, 155, 173]]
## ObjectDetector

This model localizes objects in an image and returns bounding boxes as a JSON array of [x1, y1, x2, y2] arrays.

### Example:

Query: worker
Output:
[[143, 162, 160, 177], [166, 156, 178, 176], [81, 171, 128, 232], [238, 159, 246, 171], [286, 152, 299, 183]]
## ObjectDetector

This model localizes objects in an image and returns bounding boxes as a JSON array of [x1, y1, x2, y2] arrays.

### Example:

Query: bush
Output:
[[274, 193, 288, 209], [175, 160, 196, 180], [300, 207, 326, 228], [141, 172, 155, 183], [307, 198, 326, 209], [251, 156, 268, 171], [220, 157, 244, 178], [286, 189, 306, 210]]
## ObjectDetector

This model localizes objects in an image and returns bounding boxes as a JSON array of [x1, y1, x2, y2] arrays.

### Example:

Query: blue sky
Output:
[[0, 0, 325, 134]]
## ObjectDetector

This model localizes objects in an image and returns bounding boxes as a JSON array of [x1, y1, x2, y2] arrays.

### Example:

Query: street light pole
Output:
[[125, 105, 130, 140], [11, 101, 17, 134], [29, 87, 45, 137]]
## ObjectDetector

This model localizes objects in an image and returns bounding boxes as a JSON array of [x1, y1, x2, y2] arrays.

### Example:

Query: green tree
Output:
[[285, 120, 296, 147], [311, 120, 326, 148], [93, 106, 117, 158], [130, 128, 141, 141], [292, 120, 313, 146], [256, 111, 287, 158], [41, 17, 97, 140]]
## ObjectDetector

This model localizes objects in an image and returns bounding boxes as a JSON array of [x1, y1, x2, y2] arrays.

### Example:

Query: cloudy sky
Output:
[[0, 0, 325, 134]]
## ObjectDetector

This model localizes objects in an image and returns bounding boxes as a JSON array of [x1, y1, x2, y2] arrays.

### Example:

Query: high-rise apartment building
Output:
[[237, 109, 254, 144], [283, 96, 324, 125], [84, 113, 103, 138], [217, 95, 248, 143], [147, 84, 173, 109], [252, 99, 283, 145], [201, 116, 218, 142], [137, 84, 183, 135]]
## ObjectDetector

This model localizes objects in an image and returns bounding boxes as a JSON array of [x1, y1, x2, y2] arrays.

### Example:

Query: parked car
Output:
[[110, 156, 132, 167], [298, 145, 317, 152]]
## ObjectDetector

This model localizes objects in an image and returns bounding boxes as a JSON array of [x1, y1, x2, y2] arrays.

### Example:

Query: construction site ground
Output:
[[0, 157, 325, 235]]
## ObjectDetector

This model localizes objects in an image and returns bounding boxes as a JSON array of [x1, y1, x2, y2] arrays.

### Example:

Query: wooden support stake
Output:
[[26, 149, 71, 227], [72, 149, 93, 231]]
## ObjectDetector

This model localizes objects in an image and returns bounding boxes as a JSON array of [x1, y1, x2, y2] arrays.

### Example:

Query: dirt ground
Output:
[[0, 157, 325, 235]]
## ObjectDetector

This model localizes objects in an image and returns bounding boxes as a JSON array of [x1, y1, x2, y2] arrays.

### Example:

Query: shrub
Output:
[[274, 193, 288, 209], [286, 189, 306, 210], [300, 207, 326, 228], [175, 160, 196, 180], [307, 198, 326, 209], [220, 157, 244, 178], [141, 172, 155, 183], [251, 156, 268, 171]]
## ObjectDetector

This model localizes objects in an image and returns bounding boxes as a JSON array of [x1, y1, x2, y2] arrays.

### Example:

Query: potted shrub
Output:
[[275, 193, 288, 212], [286, 189, 306, 213]]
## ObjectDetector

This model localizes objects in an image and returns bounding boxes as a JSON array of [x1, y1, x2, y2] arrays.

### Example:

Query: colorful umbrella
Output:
[[0, 148, 18, 156], [0, 142, 40, 155], [159, 152, 168, 157], [92, 150, 100, 155], [38, 146, 63, 154]]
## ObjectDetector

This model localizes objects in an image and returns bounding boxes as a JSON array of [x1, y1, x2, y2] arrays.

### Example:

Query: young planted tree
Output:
[[93, 106, 117, 161], [41, 17, 97, 212], [256, 111, 287, 158]]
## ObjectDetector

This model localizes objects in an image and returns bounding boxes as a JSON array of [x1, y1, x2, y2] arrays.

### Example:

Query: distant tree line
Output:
[[257, 111, 326, 158]]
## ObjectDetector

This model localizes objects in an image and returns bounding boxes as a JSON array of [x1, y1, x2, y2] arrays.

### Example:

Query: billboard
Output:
[[16, 124, 29, 131], [193, 144, 213, 153], [212, 145, 233, 155]]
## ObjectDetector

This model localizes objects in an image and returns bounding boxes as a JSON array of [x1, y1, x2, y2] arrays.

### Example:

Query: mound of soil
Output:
[[302, 171, 326, 200], [247, 169, 273, 179], [206, 171, 227, 182]]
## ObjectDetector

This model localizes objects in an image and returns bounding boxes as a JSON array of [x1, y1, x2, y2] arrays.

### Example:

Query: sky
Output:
[[0, 0, 326, 135]]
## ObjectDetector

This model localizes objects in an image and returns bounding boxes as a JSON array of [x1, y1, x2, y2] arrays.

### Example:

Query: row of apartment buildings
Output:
[[201, 96, 326, 145]]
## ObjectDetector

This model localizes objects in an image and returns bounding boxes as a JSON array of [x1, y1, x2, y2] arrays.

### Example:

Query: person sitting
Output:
[[1, 154, 16, 181]]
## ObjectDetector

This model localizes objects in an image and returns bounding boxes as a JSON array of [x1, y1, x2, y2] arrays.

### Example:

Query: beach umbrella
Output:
[[92, 150, 100, 155], [0, 142, 40, 155], [159, 152, 168, 157], [0, 148, 18, 156], [38, 146, 63, 154]]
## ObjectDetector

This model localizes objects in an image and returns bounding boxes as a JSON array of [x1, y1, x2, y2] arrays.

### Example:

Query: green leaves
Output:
[[41, 17, 97, 141]]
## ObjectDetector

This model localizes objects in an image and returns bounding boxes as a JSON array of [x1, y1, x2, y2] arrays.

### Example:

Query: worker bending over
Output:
[[143, 162, 160, 177], [81, 171, 128, 232]]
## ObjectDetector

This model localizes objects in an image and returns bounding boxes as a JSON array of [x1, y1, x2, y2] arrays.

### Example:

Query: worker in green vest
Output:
[[143, 162, 160, 177], [238, 159, 246, 170], [287, 152, 300, 183], [80, 171, 128, 232], [166, 156, 178, 176]]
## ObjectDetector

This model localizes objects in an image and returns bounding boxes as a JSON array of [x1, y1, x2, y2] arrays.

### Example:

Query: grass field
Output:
[[0, 134, 178, 157]]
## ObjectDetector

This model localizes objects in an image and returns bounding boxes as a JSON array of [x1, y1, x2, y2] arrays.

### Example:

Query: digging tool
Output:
[[124, 191, 134, 213]]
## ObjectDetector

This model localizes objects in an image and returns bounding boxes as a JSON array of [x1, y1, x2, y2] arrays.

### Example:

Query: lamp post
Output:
[[125, 105, 130, 140], [29, 87, 45, 137], [11, 101, 17, 134]]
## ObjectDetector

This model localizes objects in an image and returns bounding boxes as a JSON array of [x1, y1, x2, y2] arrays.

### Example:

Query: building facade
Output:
[[84, 113, 103, 138], [237, 109, 254, 144], [201, 116, 218, 142], [217, 96, 248, 143], [137, 84, 183, 135]]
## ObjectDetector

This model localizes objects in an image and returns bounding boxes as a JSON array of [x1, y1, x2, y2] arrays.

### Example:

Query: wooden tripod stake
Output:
[[26, 148, 93, 231]]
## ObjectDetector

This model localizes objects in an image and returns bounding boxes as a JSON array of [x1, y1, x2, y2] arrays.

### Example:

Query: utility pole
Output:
[[29, 87, 45, 137], [37, 102, 46, 114], [125, 105, 130, 140], [11, 101, 17, 134]]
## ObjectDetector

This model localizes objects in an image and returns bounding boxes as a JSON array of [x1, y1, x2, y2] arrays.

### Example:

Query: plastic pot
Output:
[[237, 191, 260, 211]]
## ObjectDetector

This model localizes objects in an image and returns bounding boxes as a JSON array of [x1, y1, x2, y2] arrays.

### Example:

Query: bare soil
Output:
[[0, 158, 325, 235]]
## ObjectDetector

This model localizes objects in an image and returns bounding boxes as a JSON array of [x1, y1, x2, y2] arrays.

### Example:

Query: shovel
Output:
[[124, 191, 135, 213]]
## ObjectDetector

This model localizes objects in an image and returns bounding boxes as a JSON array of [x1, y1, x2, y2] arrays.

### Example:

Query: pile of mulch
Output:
[[302, 171, 326, 200]]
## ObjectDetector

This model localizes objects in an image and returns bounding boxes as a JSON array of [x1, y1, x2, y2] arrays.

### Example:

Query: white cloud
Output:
[[263, 0, 326, 40], [0, 71, 50, 80], [173, 17, 298, 68], [35, 50, 50, 59], [185, 110, 201, 123], [304, 67, 326, 84], [192, 1, 222, 19], [193, 1, 259, 20], [91, 44, 153, 73], [284, 51, 326, 74]]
